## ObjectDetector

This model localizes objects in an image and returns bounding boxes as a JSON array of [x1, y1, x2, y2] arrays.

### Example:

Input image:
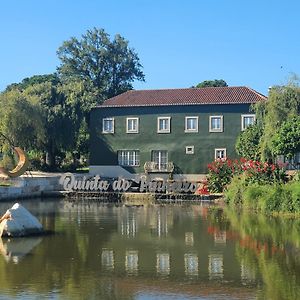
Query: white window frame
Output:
[[185, 116, 199, 133], [126, 117, 139, 133], [118, 150, 140, 167], [241, 114, 256, 131], [185, 146, 195, 155], [157, 117, 171, 133], [209, 116, 223, 132], [151, 150, 168, 171], [102, 118, 114, 134], [215, 148, 227, 160]]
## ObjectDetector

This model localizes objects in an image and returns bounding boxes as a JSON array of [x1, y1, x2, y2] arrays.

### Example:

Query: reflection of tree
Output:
[[222, 209, 300, 300]]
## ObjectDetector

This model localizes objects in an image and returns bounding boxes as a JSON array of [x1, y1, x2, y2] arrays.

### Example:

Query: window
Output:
[[186, 146, 194, 154], [215, 148, 226, 160], [102, 118, 114, 133], [151, 150, 168, 170], [185, 117, 198, 132], [241, 114, 255, 131], [157, 117, 171, 133], [209, 116, 223, 132], [126, 118, 139, 133], [118, 150, 140, 166]]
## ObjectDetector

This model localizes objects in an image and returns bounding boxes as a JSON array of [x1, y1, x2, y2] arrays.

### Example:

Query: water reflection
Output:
[[0, 237, 42, 264], [125, 250, 139, 275], [101, 249, 114, 270], [185, 232, 194, 246], [0, 200, 300, 299], [208, 254, 224, 280], [184, 253, 198, 276], [156, 253, 170, 276]]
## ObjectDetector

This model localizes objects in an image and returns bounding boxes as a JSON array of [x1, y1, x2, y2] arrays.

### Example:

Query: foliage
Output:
[[207, 158, 286, 193], [225, 179, 300, 214], [253, 80, 300, 160], [0, 89, 45, 149], [272, 115, 300, 159], [207, 158, 242, 192], [57, 27, 145, 101], [236, 124, 262, 160], [195, 79, 228, 88]]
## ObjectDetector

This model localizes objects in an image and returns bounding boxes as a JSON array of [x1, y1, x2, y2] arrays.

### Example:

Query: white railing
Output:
[[144, 161, 174, 173]]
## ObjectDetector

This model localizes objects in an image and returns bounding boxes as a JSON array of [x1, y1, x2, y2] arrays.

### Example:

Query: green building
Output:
[[89, 87, 266, 180]]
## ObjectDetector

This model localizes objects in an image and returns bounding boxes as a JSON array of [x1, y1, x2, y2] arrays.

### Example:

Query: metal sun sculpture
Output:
[[0, 134, 29, 178]]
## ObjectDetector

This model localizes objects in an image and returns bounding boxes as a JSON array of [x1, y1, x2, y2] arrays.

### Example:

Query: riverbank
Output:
[[0, 172, 221, 203], [225, 176, 300, 214], [0, 172, 63, 201]]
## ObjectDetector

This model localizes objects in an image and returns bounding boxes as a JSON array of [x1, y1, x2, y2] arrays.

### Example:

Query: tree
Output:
[[195, 79, 228, 88], [236, 124, 262, 160], [0, 89, 44, 149], [255, 80, 300, 160], [273, 116, 300, 160], [57, 27, 145, 102]]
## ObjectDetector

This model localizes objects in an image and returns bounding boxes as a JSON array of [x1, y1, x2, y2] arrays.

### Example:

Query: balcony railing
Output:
[[144, 161, 174, 173]]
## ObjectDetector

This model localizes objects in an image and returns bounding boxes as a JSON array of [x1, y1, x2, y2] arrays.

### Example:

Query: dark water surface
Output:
[[0, 199, 299, 300]]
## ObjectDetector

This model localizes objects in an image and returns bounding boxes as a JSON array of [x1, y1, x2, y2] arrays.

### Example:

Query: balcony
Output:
[[144, 161, 174, 174]]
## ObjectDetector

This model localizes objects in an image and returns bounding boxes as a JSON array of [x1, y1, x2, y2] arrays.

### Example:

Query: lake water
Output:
[[0, 199, 299, 300]]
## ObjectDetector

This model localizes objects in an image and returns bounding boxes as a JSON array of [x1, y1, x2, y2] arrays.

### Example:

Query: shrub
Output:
[[207, 157, 286, 193], [224, 175, 246, 206]]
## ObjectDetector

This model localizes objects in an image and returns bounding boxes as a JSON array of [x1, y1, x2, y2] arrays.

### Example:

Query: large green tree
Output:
[[273, 116, 300, 160], [254, 81, 300, 160], [1, 75, 79, 169], [236, 124, 262, 160], [57, 27, 145, 102], [195, 79, 228, 88]]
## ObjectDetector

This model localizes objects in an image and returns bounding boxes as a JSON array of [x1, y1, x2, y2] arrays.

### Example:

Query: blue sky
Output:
[[1, 0, 299, 95]]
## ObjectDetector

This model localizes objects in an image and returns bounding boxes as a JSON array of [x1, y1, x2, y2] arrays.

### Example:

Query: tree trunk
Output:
[[45, 142, 56, 170]]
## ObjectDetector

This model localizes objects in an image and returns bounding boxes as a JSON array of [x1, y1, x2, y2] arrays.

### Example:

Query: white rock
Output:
[[0, 203, 44, 237]]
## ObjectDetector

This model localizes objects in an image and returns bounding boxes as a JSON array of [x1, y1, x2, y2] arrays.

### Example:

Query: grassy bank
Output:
[[224, 175, 300, 214]]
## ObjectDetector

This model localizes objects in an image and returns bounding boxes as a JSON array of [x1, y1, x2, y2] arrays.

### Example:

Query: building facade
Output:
[[89, 87, 266, 179]]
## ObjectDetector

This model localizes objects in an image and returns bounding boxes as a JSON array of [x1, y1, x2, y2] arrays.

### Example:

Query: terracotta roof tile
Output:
[[99, 87, 266, 108]]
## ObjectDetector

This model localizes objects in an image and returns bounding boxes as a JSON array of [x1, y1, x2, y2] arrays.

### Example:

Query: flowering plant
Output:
[[207, 158, 286, 193]]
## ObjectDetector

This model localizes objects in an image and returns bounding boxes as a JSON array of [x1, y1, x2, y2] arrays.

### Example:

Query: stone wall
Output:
[[0, 175, 62, 201]]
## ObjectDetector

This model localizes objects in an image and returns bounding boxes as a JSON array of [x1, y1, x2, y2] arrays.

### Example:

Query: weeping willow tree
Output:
[[0, 89, 45, 169], [242, 77, 300, 162]]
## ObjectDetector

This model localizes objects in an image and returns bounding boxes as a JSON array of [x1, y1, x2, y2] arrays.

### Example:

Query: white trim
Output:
[[185, 116, 199, 133], [102, 118, 115, 134], [126, 117, 139, 133], [185, 146, 195, 154], [209, 115, 223, 132], [157, 117, 171, 133], [215, 148, 227, 160], [241, 114, 255, 131], [117, 150, 140, 167]]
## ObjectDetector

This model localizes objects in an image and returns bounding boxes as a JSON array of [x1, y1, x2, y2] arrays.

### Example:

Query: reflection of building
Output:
[[184, 253, 198, 276], [149, 207, 172, 238], [185, 232, 194, 246], [125, 250, 139, 275], [119, 209, 138, 237], [208, 254, 224, 280], [214, 231, 226, 245], [156, 253, 170, 276], [241, 261, 256, 284], [101, 249, 114, 270]]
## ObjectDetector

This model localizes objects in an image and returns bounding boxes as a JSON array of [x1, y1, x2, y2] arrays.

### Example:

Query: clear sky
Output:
[[1, 0, 299, 95]]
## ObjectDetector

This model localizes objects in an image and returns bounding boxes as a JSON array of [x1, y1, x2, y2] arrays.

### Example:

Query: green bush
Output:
[[257, 185, 283, 213], [243, 184, 265, 210], [225, 178, 300, 214], [224, 175, 246, 206]]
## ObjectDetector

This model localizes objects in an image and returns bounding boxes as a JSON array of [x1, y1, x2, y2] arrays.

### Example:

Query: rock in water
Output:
[[0, 203, 43, 237]]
